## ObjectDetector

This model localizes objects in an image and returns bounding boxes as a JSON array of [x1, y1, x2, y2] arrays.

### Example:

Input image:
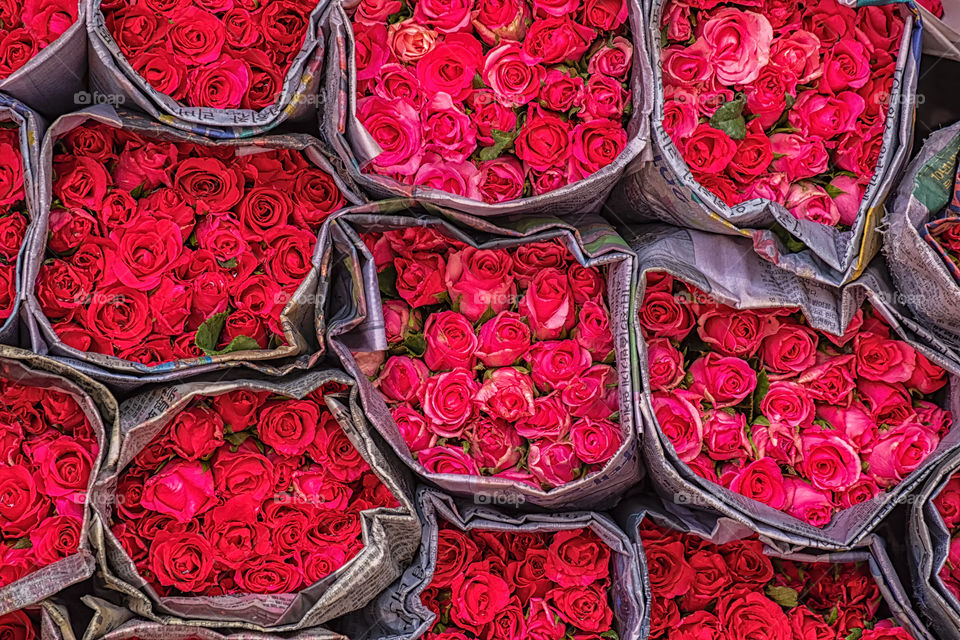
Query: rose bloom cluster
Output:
[[0, 0, 76, 79], [0, 378, 99, 589], [420, 523, 618, 639], [0, 125, 26, 323], [640, 272, 953, 527], [101, 0, 318, 110], [661, 0, 904, 228], [933, 470, 960, 601], [366, 229, 622, 490], [351, 0, 633, 203], [110, 385, 399, 596], [0, 610, 37, 640], [640, 520, 913, 640], [37, 121, 346, 365]]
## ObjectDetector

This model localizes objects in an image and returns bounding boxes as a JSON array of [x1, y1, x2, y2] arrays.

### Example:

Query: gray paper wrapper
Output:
[[0, 95, 44, 348], [0, 2, 86, 119], [317, 201, 642, 510], [317, 0, 653, 217], [628, 223, 960, 549], [0, 346, 116, 617], [908, 447, 960, 640], [341, 486, 645, 640], [88, 369, 420, 632], [884, 119, 960, 354], [609, 0, 920, 286], [22, 105, 364, 390], [613, 495, 932, 640], [85, 0, 329, 138]]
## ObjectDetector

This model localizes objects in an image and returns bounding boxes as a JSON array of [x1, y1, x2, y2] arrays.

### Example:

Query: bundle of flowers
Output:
[[348, 0, 635, 203], [110, 382, 399, 597], [660, 0, 904, 228], [98, 0, 319, 111], [366, 228, 622, 490], [0, 0, 77, 80], [639, 271, 952, 527], [639, 518, 916, 639], [33, 115, 348, 368], [0, 122, 27, 326]]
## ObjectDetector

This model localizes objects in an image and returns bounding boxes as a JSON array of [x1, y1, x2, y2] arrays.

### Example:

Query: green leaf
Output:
[[479, 128, 517, 162], [845, 629, 863, 640], [194, 312, 261, 356], [709, 94, 747, 140], [600, 631, 620, 640], [224, 430, 251, 448], [377, 264, 399, 298], [12, 537, 31, 550], [765, 586, 799, 608], [826, 606, 839, 626], [752, 369, 771, 419], [404, 333, 426, 357], [215, 335, 261, 355], [129, 182, 148, 199], [218, 257, 238, 269]]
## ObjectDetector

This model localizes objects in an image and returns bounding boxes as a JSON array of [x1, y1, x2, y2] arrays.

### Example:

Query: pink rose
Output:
[[423, 311, 479, 372], [520, 16, 595, 66], [569, 119, 627, 178], [582, 0, 627, 30], [854, 333, 917, 384], [653, 390, 704, 463], [760, 381, 815, 428], [479, 158, 525, 203], [468, 90, 518, 146], [561, 364, 618, 420], [744, 67, 792, 129], [662, 98, 700, 143], [800, 432, 861, 491], [388, 19, 438, 62], [476, 311, 531, 367], [358, 96, 423, 176], [581, 75, 629, 120], [568, 265, 605, 303], [520, 268, 575, 340], [799, 355, 857, 406], [445, 247, 517, 323], [647, 338, 685, 391], [588, 37, 632, 79], [783, 477, 834, 527], [417, 34, 483, 102], [516, 393, 571, 440], [788, 91, 865, 141], [570, 417, 622, 464], [573, 301, 614, 361], [140, 460, 216, 523], [354, 23, 390, 83], [528, 339, 593, 392], [702, 409, 750, 461], [727, 121, 773, 184], [829, 175, 866, 227], [413, 0, 472, 33], [759, 322, 817, 375], [935, 476, 960, 529], [838, 476, 882, 509], [688, 353, 757, 409], [419, 445, 481, 475], [907, 351, 948, 394], [377, 355, 429, 403], [769, 30, 822, 84], [420, 368, 481, 437], [770, 135, 829, 183], [528, 440, 580, 487], [683, 124, 737, 175], [539, 69, 585, 113], [392, 404, 437, 450], [395, 253, 446, 308], [423, 93, 478, 164], [729, 458, 787, 509], [817, 403, 878, 453], [514, 106, 573, 172], [476, 368, 536, 421], [786, 182, 841, 226], [696, 306, 764, 358], [638, 290, 694, 340], [355, 0, 402, 24], [819, 38, 871, 92], [866, 424, 940, 488], [374, 63, 424, 107], [383, 299, 419, 344], [483, 42, 545, 108], [468, 418, 524, 472], [700, 8, 773, 85], [414, 158, 482, 200], [472, 0, 528, 44], [661, 44, 713, 88]]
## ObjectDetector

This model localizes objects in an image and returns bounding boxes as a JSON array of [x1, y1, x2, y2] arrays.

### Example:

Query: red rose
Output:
[[547, 584, 613, 633], [174, 157, 245, 212], [0, 465, 49, 537], [433, 528, 480, 587], [450, 562, 512, 628], [234, 555, 303, 594], [544, 529, 611, 587], [29, 515, 82, 565], [515, 107, 573, 173], [150, 531, 216, 592], [717, 592, 790, 640], [683, 125, 737, 175], [395, 253, 447, 308], [645, 540, 694, 598], [521, 16, 594, 65]]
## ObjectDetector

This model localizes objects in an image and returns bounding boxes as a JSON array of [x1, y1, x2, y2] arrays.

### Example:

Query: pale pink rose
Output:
[[828, 175, 865, 227], [768, 29, 822, 84], [414, 158, 482, 199], [475, 367, 536, 421], [468, 418, 524, 472], [516, 393, 571, 440], [358, 96, 424, 176], [800, 432, 862, 491], [388, 19, 439, 62], [653, 390, 703, 463], [528, 440, 580, 487], [751, 421, 802, 468], [570, 417, 622, 465], [376, 355, 430, 403], [419, 445, 481, 475], [588, 36, 632, 79], [701, 8, 774, 85], [392, 404, 437, 450], [866, 424, 940, 488], [783, 477, 835, 527], [785, 182, 841, 227], [702, 409, 750, 461], [423, 92, 478, 163], [770, 134, 829, 183]]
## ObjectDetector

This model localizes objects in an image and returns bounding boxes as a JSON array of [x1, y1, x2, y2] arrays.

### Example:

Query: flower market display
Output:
[[364, 227, 624, 490], [639, 518, 917, 640], [640, 270, 953, 528], [348, 0, 634, 204]]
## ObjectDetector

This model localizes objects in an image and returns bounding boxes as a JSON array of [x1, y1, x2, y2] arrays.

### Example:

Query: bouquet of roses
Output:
[[659, 0, 902, 228], [366, 228, 622, 490], [98, 0, 317, 111], [324, 0, 645, 210], [638, 518, 918, 640], [0, 122, 27, 331], [27, 110, 354, 374], [640, 270, 952, 528], [94, 372, 419, 630], [0, 0, 77, 80], [0, 350, 112, 616]]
